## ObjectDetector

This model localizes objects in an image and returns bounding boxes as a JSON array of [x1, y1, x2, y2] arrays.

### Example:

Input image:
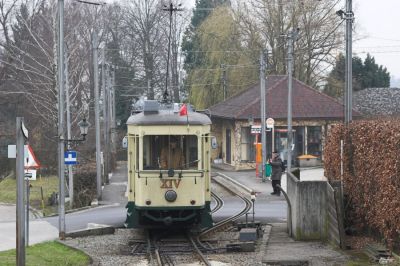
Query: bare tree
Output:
[[122, 0, 168, 100], [234, 0, 343, 86]]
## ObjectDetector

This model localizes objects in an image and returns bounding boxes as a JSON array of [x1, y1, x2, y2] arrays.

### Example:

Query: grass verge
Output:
[[0, 175, 62, 215], [0, 241, 90, 266]]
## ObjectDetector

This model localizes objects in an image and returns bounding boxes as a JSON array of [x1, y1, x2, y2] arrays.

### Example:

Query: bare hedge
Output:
[[324, 119, 400, 249]]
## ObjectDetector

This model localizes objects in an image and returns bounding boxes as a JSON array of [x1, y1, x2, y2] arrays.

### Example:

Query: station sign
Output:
[[251, 125, 261, 134]]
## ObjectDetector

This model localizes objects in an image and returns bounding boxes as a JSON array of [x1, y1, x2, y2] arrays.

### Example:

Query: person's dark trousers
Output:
[[271, 180, 281, 195]]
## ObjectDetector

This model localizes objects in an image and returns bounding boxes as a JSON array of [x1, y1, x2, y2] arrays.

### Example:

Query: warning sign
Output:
[[7, 145, 40, 169]]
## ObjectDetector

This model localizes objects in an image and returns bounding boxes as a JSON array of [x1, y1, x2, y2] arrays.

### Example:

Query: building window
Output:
[[240, 127, 255, 162], [307, 126, 322, 157]]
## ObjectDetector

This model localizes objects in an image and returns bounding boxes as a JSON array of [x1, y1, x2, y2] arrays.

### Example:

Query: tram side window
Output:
[[142, 135, 198, 170]]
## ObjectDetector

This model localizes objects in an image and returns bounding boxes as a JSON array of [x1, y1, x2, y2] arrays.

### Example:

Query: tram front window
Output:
[[143, 135, 198, 170]]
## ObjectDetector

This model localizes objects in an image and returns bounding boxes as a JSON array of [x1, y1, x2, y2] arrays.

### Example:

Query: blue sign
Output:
[[64, 151, 77, 165]]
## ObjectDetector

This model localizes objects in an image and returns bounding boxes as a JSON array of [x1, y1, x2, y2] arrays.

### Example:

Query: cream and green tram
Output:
[[125, 101, 213, 229]]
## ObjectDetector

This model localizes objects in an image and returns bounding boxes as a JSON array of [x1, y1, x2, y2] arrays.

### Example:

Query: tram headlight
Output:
[[165, 190, 177, 202]]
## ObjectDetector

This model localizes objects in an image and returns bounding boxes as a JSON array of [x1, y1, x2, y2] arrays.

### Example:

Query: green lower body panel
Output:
[[125, 201, 213, 229]]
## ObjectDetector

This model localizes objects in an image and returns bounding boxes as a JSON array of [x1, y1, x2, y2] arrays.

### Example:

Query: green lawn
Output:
[[0, 241, 90, 266], [0, 175, 61, 215]]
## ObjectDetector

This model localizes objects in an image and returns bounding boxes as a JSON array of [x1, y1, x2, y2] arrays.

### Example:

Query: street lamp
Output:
[[78, 118, 90, 140], [65, 118, 90, 144]]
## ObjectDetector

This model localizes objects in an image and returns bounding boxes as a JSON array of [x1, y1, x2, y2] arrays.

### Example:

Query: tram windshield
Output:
[[143, 135, 198, 170]]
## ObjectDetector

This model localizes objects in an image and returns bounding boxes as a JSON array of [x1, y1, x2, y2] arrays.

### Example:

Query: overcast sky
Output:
[[353, 0, 400, 86]]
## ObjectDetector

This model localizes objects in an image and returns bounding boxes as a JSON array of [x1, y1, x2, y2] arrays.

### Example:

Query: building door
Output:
[[226, 129, 231, 164]]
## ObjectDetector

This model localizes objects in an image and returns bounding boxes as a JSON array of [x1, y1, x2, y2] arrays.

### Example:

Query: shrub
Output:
[[324, 119, 400, 250]]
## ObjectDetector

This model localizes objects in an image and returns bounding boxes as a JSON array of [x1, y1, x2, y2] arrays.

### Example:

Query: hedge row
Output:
[[324, 119, 400, 249]]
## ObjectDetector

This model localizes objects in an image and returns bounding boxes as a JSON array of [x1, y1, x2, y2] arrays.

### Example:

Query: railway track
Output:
[[201, 176, 253, 238], [130, 174, 253, 264], [211, 191, 224, 214], [137, 229, 211, 266]]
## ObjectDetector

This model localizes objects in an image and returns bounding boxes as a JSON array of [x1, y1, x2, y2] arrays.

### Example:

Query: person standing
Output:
[[269, 150, 283, 196]]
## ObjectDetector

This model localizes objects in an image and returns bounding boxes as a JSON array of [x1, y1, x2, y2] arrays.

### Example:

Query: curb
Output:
[[57, 240, 101, 266], [215, 172, 254, 194], [43, 203, 120, 218], [65, 226, 116, 238]]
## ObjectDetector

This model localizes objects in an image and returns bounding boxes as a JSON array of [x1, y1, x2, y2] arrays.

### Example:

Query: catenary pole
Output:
[[260, 51, 267, 182], [221, 64, 227, 100], [106, 66, 111, 172], [287, 29, 298, 173], [92, 32, 102, 199], [102, 50, 109, 184], [112, 69, 117, 154], [65, 49, 73, 207], [57, 0, 66, 240], [345, 0, 353, 124]]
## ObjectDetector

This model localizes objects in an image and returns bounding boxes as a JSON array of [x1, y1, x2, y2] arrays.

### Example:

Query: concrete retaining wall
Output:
[[287, 172, 328, 241]]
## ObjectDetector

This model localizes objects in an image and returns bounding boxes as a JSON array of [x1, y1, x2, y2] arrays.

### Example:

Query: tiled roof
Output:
[[209, 75, 360, 120], [353, 88, 400, 116]]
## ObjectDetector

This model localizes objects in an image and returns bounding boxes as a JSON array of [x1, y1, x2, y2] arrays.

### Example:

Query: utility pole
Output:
[[286, 29, 299, 173], [65, 49, 73, 207], [102, 50, 109, 184], [260, 50, 267, 182], [344, 0, 353, 124], [92, 32, 102, 199], [111, 69, 117, 155], [57, 0, 66, 240], [221, 64, 227, 100]]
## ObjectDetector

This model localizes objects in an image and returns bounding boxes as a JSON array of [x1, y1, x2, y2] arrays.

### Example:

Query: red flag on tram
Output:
[[179, 104, 188, 116]]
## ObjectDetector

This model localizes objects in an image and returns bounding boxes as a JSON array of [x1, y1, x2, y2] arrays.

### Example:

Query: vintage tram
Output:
[[124, 100, 213, 229]]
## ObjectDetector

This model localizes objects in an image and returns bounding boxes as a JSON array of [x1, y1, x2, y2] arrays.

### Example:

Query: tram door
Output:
[[226, 129, 231, 164]]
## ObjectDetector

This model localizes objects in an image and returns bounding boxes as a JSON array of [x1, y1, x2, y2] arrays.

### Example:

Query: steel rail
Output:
[[211, 191, 224, 214], [187, 233, 211, 266], [201, 177, 253, 237]]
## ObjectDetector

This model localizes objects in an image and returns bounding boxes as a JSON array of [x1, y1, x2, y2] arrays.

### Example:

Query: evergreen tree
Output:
[[324, 53, 390, 98]]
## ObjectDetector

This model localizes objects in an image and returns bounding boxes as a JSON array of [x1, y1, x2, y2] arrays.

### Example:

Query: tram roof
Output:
[[126, 110, 212, 126]]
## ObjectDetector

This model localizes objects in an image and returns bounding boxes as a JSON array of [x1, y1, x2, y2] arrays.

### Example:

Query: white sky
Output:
[[353, 0, 400, 86]]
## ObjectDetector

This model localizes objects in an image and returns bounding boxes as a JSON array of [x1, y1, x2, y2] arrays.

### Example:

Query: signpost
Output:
[[64, 151, 78, 165], [266, 118, 275, 152]]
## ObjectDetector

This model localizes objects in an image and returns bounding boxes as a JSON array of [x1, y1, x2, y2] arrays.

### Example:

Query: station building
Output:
[[208, 75, 360, 170]]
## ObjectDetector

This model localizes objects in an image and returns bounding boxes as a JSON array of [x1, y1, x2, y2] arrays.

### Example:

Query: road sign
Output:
[[251, 125, 261, 134], [24, 170, 37, 181], [266, 118, 275, 129], [8, 145, 40, 169], [65, 151, 77, 165]]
